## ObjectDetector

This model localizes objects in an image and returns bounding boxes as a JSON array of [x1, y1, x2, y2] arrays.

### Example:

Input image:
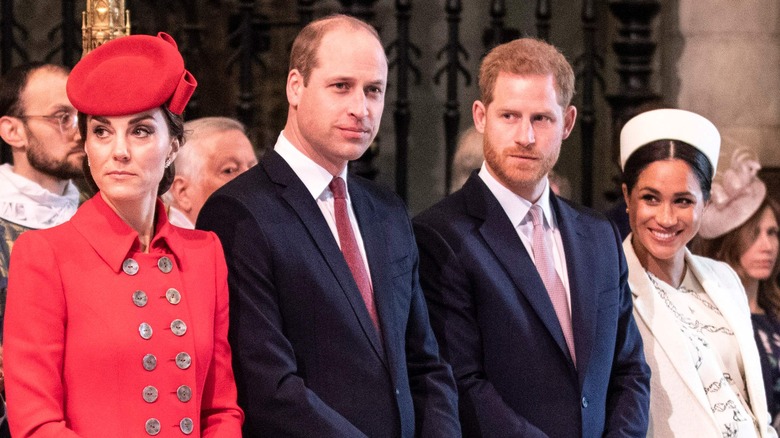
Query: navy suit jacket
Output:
[[412, 173, 650, 438], [197, 150, 460, 437]]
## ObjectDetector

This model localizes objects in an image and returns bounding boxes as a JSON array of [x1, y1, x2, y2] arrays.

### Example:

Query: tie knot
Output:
[[528, 205, 543, 228], [330, 176, 347, 200]]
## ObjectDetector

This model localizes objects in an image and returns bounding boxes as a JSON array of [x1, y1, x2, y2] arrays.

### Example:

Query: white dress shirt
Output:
[[274, 132, 372, 278], [167, 205, 195, 229], [479, 164, 571, 311]]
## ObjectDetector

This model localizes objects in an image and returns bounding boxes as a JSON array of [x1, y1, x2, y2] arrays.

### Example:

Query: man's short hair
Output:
[[478, 38, 574, 108], [0, 63, 70, 118], [0, 63, 70, 155], [288, 14, 381, 85], [176, 117, 247, 179]]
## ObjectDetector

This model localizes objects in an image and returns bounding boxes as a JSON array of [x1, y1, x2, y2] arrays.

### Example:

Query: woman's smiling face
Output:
[[624, 158, 707, 263]]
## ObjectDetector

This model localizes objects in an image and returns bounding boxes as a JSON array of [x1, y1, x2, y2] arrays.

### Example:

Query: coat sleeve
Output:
[[200, 233, 245, 436], [604, 222, 651, 438], [413, 219, 549, 438], [401, 217, 461, 438], [197, 194, 367, 438], [4, 231, 81, 438]]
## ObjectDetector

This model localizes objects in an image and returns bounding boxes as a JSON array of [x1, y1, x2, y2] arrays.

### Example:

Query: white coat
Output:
[[624, 235, 776, 438]]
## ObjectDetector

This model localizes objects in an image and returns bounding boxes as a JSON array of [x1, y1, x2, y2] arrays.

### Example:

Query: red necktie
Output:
[[329, 177, 380, 332], [529, 205, 576, 364]]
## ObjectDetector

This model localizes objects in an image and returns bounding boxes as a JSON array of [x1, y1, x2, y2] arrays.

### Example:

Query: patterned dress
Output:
[[752, 312, 780, 432], [648, 269, 760, 437]]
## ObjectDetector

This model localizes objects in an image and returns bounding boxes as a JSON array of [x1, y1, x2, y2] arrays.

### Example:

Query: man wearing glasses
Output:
[[0, 63, 82, 432]]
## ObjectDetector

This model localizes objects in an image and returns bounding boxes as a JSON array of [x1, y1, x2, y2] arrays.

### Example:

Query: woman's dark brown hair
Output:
[[695, 198, 780, 318], [78, 105, 185, 197]]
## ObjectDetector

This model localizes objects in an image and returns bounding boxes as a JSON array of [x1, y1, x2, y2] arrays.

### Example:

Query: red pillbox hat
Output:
[[67, 32, 197, 116]]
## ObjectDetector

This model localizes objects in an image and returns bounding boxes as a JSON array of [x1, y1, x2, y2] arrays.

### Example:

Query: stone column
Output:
[[662, 0, 780, 169]]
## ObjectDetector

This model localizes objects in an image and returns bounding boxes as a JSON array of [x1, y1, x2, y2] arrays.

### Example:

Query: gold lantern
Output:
[[82, 0, 131, 56]]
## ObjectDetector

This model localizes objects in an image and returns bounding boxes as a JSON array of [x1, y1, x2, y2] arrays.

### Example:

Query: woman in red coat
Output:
[[4, 33, 244, 437]]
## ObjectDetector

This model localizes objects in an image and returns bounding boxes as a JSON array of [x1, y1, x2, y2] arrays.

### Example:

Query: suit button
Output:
[[177, 385, 192, 402], [142, 354, 157, 371], [122, 258, 139, 276], [581, 396, 588, 408], [143, 385, 158, 403], [132, 290, 148, 307], [175, 352, 191, 370], [145, 418, 161, 435], [165, 288, 181, 305], [395, 388, 400, 395], [157, 256, 173, 273], [139, 323, 153, 340], [180, 417, 194, 435]]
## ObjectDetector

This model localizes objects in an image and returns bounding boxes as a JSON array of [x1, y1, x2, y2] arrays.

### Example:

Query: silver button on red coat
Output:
[[170, 319, 187, 336], [175, 352, 191, 370], [132, 290, 148, 307], [122, 258, 139, 276], [177, 385, 192, 402], [165, 288, 181, 305], [139, 323, 153, 340], [157, 256, 173, 273], [145, 418, 161, 436], [142, 354, 157, 371], [142, 385, 158, 403], [179, 417, 194, 435]]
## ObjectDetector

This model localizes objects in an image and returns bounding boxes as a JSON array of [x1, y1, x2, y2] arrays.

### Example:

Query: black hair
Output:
[[622, 139, 714, 200]]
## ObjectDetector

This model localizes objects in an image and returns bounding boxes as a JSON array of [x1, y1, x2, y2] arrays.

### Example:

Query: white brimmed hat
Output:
[[699, 148, 767, 239], [620, 109, 721, 175]]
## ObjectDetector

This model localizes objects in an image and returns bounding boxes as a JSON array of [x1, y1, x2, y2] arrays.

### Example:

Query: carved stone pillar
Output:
[[666, 0, 780, 170]]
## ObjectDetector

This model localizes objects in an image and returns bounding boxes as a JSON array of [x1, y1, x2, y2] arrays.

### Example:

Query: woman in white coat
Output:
[[620, 109, 776, 437]]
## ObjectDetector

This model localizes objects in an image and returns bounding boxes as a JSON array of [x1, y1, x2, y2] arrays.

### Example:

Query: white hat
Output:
[[620, 109, 721, 175], [699, 148, 767, 239]]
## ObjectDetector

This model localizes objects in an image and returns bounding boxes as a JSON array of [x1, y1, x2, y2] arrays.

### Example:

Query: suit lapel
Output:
[[687, 250, 771, 431], [349, 180, 397, 369], [263, 152, 387, 365], [624, 237, 713, 412], [551, 195, 596, 376], [463, 176, 574, 365]]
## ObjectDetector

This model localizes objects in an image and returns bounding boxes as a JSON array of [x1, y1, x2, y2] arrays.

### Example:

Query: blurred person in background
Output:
[[165, 116, 257, 229]]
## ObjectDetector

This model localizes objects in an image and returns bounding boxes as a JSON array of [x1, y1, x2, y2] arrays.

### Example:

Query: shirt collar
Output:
[[478, 162, 557, 229], [274, 131, 349, 200], [70, 194, 186, 273], [167, 205, 195, 229], [0, 163, 79, 228]]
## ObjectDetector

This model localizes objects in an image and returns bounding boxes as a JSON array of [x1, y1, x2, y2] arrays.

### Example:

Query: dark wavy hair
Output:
[[78, 105, 185, 197]]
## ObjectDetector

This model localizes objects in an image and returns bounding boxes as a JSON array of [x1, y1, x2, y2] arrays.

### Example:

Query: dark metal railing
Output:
[[0, 0, 660, 208], [387, 0, 419, 199], [435, 0, 470, 195]]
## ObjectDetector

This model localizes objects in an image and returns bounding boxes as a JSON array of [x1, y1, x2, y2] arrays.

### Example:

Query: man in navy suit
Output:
[[413, 38, 650, 437], [197, 14, 460, 437]]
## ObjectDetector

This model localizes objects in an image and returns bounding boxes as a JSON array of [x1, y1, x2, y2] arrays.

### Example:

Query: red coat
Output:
[[4, 195, 243, 437]]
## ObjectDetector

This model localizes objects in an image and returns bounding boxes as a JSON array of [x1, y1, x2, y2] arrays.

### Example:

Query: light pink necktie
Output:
[[528, 205, 575, 364], [329, 177, 380, 332]]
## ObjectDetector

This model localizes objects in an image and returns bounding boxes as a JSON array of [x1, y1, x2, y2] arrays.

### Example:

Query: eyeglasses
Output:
[[17, 110, 79, 136]]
